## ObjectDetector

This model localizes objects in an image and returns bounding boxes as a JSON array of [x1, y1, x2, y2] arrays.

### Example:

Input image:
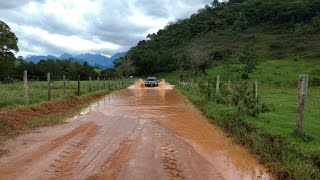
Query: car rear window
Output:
[[147, 77, 157, 81]]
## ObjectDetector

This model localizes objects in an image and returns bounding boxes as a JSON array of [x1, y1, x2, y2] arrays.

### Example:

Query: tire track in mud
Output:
[[152, 122, 225, 180], [45, 123, 99, 179], [0, 122, 98, 179], [87, 121, 144, 180], [154, 126, 185, 179]]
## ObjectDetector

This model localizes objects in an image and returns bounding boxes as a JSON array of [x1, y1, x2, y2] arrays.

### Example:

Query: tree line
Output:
[[0, 20, 120, 82], [0, 57, 121, 82]]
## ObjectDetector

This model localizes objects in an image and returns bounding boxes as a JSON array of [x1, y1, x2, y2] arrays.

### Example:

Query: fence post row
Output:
[[23, 70, 29, 106], [295, 74, 309, 133], [47, 72, 51, 101]]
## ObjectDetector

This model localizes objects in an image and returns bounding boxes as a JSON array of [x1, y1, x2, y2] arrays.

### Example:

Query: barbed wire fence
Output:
[[0, 70, 133, 108], [176, 74, 320, 135]]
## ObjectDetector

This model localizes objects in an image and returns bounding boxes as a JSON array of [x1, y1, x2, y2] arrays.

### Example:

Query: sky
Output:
[[0, 0, 212, 57]]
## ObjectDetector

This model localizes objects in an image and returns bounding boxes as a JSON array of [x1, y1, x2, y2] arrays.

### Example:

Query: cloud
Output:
[[0, 0, 45, 9], [0, 0, 212, 57]]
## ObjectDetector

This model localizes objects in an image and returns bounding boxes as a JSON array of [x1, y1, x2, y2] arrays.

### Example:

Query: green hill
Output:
[[116, 0, 320, 76]]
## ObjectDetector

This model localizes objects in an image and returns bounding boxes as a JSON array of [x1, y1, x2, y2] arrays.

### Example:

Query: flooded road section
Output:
[[0, 80, 271, 180]]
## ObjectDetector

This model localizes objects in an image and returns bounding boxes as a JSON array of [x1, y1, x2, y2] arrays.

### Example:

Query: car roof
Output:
[[147, 77, 157, 79]]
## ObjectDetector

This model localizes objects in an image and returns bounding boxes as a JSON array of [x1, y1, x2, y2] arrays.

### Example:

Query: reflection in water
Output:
[[77, 80, 271, 180]]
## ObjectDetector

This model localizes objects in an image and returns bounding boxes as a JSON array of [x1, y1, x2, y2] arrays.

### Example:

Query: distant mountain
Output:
[[75, 53, 112, 68], [25, 52, 127, 68], [25, 55, 57, 63], [59, 53, 73, 59], [110, 52, 127, 61]]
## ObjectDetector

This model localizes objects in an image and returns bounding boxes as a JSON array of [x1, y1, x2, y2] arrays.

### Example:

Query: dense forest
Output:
[[115, 0, 320, 77]]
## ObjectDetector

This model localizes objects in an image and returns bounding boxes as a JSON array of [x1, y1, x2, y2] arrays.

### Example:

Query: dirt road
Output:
[[0, 81, 271, 180]]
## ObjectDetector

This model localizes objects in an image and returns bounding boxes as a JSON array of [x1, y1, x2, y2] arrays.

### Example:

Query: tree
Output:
[[0, 20, 18, 59], [173, 49, 189, 79], [115, 54, 135, 78], [211, 0, 220, 8], [0, 20, 19, 80], [187, 44, 211, 75], [239, 44, 257, 79]]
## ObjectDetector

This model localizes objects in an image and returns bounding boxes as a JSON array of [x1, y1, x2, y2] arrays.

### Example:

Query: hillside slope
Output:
[[121, 0, 320, 76]]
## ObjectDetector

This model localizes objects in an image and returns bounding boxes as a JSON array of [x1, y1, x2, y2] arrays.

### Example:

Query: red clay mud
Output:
[[0, 92, 110, 136], [0, 81, 272, 179]]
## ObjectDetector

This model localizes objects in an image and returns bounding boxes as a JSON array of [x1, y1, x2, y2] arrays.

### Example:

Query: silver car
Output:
[[145, 77, 159, 87]]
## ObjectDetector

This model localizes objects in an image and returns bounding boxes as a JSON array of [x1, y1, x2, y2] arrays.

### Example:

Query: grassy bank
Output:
[[0, 81, 130, 157], [164, 59, 320, 179], [177, 86, 319, 179]]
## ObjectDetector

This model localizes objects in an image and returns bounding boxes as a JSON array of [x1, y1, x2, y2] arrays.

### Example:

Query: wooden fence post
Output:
[[216, 75, 220, 93], [295, 74, 309, 133], [63, 75, 66, 95], [97, 76, 100, 90], [89, 76, 92, 92], [47, 72, 51, 101], [78, 75, 80, 96], [228, 80, 232, 106], [108, 78, 111, 90], [191, 79, 193, 89], [253, 80, 258, 99], [23, 70, 29, 106]]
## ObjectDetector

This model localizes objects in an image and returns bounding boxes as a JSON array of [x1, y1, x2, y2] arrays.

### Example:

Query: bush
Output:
[[260, 103, 275, 113], [3, 77, 17, 84]]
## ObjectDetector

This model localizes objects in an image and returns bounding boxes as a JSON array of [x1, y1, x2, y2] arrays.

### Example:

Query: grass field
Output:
[[163, 58, 320, 179], [205, 58, 320, 84], [248, 85, 320, 153], [0, 79, 131, 109], [205, 58, 320, 152]]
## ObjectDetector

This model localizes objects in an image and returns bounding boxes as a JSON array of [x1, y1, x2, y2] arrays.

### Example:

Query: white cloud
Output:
[[0, 0, 212, 57]]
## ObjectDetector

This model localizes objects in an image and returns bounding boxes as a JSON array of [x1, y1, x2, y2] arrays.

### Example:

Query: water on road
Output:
[[0, 80, 271, 179]]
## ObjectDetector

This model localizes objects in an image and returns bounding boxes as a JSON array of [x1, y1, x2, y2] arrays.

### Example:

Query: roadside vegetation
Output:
[[164, 58, 320, 179]]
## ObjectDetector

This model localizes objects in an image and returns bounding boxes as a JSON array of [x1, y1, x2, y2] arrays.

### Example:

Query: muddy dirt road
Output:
[[0, 81, 271, 180]]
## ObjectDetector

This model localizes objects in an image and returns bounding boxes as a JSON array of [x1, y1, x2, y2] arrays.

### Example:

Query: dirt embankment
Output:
[[0, 92, 112, 137]]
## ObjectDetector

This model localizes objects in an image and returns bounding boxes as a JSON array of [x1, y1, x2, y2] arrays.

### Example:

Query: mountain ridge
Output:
[[25, 52, 126, 68]]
